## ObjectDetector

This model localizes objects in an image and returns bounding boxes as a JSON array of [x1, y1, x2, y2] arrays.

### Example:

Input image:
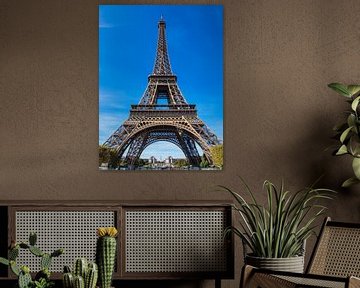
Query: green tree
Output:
[[210, 144, 223, 168], [99, 145, 110, 166], [135, 158, 147, 167], [108, 149, 121, 169], [200, 154, 209, 168], [174, 159, 188, 167], [99, 145, 121, 169]]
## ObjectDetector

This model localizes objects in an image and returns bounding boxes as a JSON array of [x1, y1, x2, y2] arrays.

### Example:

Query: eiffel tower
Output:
[[103, 17, 220, 169]]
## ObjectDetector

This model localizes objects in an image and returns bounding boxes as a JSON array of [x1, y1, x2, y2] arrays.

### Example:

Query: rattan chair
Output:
[[241, 217, 360, 288]]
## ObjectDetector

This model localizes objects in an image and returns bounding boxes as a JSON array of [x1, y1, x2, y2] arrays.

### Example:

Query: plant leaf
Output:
[[347, 85, 360, 97], [347, 114, 356, 128], [10, 261, 20, 276], [336, 145, 348, 155], [352, 157, 360, 179], [340, 126, 353, 143], [342, 177, 360, 188], [349, 135, 360, 157], [328, 83, 351, 97], [0, 257, 9, 266], [351, 96, 360, 111]]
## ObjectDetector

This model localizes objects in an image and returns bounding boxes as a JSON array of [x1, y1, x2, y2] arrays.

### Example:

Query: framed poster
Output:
[[99, 5, 223, 170]]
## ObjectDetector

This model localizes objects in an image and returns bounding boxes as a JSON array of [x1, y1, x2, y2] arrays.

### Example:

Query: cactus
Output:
[[29, 232, 37, 246], [21, 265, 30, 274], [0, 232, 63, 288], [9, 246, 19, 260], [85, 263, 98, 288], [63, 259, 98, 288], [18, 270, 32, 288], [51, 248, 64, 257], [63, 272, 74, 288], [64, 265, 72, 273], [74, 258, 88, 279], [41, 253, 52, 270], [74, 275, 85, 288], [19, 243, 30, 249], [29, 245, 44, 257], [0, 257, 9, 266], [96, 227, 118, 288], [62, 265, 74, 288], [10, 260, 20, 276]]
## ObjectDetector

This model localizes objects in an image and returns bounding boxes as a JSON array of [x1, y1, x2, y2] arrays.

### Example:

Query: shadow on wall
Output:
[[302, 113, 350, 189], [265, 107, 355, 189], [301, 114, 360, 221], [256, 106, 360, 253], [276, 112, 360, 266]]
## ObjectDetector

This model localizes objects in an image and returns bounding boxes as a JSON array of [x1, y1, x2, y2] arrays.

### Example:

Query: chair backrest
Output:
[[307, 217, 360, 277]]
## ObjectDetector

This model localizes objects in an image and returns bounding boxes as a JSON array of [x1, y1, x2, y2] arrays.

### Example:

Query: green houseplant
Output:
[[328, 83, 360, 187], [221, 179, 334, 272]]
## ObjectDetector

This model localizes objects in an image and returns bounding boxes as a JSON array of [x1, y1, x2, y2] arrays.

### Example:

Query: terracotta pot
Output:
[[245, 254, 304, 273]]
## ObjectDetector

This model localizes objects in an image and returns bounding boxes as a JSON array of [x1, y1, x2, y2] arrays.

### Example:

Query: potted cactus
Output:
[[0, 232, 63, 288], [96, 227, 118, 288], [62, 258, 98, 288]]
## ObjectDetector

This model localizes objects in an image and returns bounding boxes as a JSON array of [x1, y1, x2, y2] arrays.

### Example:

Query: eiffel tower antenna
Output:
[[153, 15, 171, 76], [104, 18, 220, 169]]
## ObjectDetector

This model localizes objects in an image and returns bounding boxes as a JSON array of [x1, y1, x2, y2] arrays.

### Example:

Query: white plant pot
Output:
[[245, 254, 305, 273]]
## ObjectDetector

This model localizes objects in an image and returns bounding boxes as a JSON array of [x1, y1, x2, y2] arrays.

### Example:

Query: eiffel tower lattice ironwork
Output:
[[104, 18, 220, 168]]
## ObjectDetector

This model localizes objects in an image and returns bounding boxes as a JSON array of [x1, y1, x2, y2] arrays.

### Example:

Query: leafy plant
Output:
[[221, 179, 334, 258], [98, 145, 122, 169], [173, 159, 189, 168], [328, 83, 360, 187], [98, 145, 110, 166], [210, 144, 223, 168], [200, 154, 209, 168], [33, 278, 54, 288]]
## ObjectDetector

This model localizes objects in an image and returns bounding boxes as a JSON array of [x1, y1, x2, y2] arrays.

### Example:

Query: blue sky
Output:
[[99, 5, 223, 159]]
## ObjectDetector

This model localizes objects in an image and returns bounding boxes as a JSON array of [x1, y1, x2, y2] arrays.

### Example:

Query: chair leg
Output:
[[240, 265, 296, 288], [240, 265, 255, 288]]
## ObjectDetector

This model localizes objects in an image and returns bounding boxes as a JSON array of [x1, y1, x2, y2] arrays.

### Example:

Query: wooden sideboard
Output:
[[0, 201, 234, 288]]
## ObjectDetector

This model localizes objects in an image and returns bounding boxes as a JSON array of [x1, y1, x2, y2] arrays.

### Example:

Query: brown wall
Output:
[[1, 0, 360, 287]]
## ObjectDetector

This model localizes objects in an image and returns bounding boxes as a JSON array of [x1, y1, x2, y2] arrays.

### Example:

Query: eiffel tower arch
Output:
[[104, 18, 221, 169]]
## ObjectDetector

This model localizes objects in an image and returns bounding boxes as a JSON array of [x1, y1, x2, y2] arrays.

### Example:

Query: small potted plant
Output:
[[328, 82, 360, 187], [221, 178, 334, 273]]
